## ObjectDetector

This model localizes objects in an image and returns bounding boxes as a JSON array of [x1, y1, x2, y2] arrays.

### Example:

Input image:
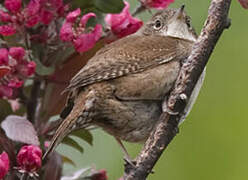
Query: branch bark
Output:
[[124, 0, 232, 179]]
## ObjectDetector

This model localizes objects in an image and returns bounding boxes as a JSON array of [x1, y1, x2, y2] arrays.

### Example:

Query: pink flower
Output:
[[4, 0, 22, 14], [0, 49, 9, 65], [238, 0, 248, 9], [142, 0, 174, 9], [60, 9, 102, 53], [0, 47, 36, 98], [17, 145, 42, 173], [91, 169, 108, 180], [0, 0, 68, 36], [9, 47, 25, 61], [105, 1, 143, 38], [0, 10, 12, 22], [0, 152, 9, 179], [0, 25, 16, 36]]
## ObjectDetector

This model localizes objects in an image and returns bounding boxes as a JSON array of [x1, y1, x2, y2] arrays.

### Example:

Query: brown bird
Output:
[[43, 5, 203, 161]]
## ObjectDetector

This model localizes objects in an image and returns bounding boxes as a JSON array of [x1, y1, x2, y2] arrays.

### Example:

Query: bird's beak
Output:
[[176, 5, 185, 20]]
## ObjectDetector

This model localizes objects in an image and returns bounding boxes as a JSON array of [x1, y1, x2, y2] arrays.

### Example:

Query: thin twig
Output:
[[123, 0, 232, 179], [132, 3, 147, 17]]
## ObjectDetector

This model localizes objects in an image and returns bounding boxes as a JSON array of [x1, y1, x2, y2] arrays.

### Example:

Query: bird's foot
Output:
[[162, 101, 178, 115], [124, 156, 136, 173]]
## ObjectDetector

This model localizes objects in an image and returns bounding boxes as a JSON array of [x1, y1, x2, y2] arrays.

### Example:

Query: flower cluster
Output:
[[105, 1, 143, 38], [60, 8, 102, 53], [17, 145, 42, 173], [142, 0, 174, 9], [0, 152, 9, 179], [0, 145, 42, 179], [0, 0, 68, 36], [0, 47, 36, 98]]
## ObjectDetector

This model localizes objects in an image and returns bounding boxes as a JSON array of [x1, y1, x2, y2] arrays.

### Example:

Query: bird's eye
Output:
[[154, 19, 162, 30]]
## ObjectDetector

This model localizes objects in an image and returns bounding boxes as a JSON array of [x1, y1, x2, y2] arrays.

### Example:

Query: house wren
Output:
[[43, 5, 204, 160]]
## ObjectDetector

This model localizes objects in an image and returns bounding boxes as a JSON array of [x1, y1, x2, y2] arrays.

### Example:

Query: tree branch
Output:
[[123, 0, 232, 179]]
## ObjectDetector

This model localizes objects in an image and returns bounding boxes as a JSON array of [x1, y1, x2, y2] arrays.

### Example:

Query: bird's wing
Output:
[[64, 35, 191, 92]]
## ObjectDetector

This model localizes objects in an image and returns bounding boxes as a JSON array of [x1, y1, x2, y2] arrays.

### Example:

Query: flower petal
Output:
[[60, 21, 74, 41], [0, 85, 13, 97], [25, 15, 39, 27], [40, 9, 54, 25], [17, 145, 42, 172], [0, 25, 16, 36], [73, 24, 102, 53], [4, 0, 22, 14], [0, 48, 9, 65], [25, 0, 40, 16], [105, 1, 143, 38], [66, 8, 81, 23], [0, 152, 9, 179], [73, 33, 96, 53], [9, 47, 25, 61], [144, 0, 174, 9], [80, 12, 96, 27], [0, 10, 12, 22]]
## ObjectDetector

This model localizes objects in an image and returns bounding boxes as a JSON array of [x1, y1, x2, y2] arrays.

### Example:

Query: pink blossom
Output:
[[60, 21, 74, 41], [105, 1, 143, 38], [17, 145, 42, 173], [60, 10, 102, 53], [0, 25, 16, 36], [0, 47, 36, 98], [238, 0, 248, 9], [0, 0, 68, 36], [66, 8, 81, 23], [19, 61, 36, 76], [0, 85, 13, 97], [142, 0, 174, 9], [0, 49, 9, 65], [0, 152, 9, 179], [9, 47, 25, 61], [4, 0, 22, 14], [0, 10, 12, 22], [40, 9, 54, 25]]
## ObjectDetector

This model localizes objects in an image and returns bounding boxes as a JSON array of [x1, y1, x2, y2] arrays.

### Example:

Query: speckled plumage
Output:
[[44, 7, 198, 159]]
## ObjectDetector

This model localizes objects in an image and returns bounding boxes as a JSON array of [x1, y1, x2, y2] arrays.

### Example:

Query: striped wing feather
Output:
[[64, 35, 190, 92]]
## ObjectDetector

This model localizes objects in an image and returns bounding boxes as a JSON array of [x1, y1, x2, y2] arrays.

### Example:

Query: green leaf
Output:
[[69, 129, 93, 146], [93, 0, 125, 13], [61, 155, 76, 167], [70, 0, 94, 9], [62, 136, 84, 154], [33, 58, 54, 76]]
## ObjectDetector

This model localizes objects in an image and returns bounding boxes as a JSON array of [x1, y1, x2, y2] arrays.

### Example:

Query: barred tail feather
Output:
[[43, 91, 91, 160]]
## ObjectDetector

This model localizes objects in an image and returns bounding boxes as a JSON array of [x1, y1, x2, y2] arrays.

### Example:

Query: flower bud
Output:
[[0, 151, 9, 179], [17, 145, 42, 173]]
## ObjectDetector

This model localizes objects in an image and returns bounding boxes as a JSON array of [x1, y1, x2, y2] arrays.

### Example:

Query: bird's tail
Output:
[[43, 91, 93, 160]]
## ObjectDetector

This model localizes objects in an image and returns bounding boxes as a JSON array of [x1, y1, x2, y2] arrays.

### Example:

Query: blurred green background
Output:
[[59, 0, 248, 179]]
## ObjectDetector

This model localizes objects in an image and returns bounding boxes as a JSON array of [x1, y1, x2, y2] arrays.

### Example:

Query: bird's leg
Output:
[[114, 137, 136, 167]]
